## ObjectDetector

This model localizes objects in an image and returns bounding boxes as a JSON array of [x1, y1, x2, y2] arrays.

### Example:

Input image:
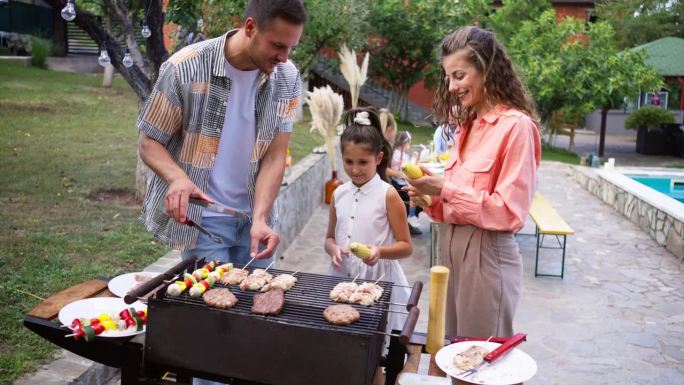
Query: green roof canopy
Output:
[[629, 37, 684, 77]]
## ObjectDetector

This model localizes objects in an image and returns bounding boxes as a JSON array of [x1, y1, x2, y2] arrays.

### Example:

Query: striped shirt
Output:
[[137, 30, 302, 250]]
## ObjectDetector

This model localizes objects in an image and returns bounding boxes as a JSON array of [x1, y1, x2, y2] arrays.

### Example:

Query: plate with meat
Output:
[[435, 341, 536, 385], [108, 272, 160, 298]]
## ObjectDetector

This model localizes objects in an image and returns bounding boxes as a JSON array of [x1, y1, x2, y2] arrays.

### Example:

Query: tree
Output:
[[485, 0, 551, 44], [507, 10, 661, 156], [577, 22, 661, 156], [46, 0, 168, 102], [196, 0, 369, 77], [366, 0, 489, 120], [595, 0, 684, 49]]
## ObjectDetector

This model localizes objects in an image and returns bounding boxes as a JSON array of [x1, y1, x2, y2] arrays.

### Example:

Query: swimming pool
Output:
[[629, 175, 684, 203], [571, 167, 684, 259]]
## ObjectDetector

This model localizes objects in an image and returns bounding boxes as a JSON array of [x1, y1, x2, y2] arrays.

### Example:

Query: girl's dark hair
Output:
[[433, 26, 538, 128], [341, 107, 392, 181]]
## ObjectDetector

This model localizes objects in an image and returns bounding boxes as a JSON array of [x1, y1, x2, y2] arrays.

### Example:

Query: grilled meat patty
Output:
[[203, 288, 238, 309], [251, 289, 285, 315], [323, 304, 360, 325], [453, 345, 489, 371]]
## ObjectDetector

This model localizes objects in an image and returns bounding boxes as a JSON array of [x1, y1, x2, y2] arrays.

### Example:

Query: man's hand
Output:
[[165, 176, 212, 223], [406, 166, 445, 197], [250, 220, 280, 260], [331, 246, 349, 271]]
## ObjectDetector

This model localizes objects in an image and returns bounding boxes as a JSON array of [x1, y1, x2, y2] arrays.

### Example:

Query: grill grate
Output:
[[157, 264, 394, 336]]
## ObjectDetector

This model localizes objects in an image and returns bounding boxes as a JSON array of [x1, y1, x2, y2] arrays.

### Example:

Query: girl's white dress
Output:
[[328, 174, 410, 332]]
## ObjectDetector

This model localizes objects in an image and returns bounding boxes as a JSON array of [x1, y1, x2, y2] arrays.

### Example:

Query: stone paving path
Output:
[[16, 161, 683, 385], [281, 161, 684, 385]]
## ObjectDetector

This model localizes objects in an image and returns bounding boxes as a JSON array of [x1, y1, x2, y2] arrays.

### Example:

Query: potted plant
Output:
[[625, 106, 676, 155]]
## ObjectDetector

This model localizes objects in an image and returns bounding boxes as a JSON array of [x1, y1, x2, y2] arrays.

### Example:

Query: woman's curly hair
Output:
[[433, 26, 538, 128]]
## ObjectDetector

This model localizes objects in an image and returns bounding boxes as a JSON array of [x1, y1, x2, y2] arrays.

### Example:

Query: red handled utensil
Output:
[[460, 333, 527, 379]]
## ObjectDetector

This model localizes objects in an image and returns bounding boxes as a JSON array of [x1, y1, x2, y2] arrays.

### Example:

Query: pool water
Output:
[[629, 175, 684, 203]]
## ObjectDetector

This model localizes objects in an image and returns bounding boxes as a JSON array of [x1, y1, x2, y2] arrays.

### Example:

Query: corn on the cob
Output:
[[402, 163, 423, 179], [415, 194, 432, 208], [349, 242, 371, 259]]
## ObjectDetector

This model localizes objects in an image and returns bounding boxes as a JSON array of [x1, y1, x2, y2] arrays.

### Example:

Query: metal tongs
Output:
[[182, 218, 223, 244], [182, 197, 251, 244], [458, 333, 527, 379], [188, 197, 250, 220]]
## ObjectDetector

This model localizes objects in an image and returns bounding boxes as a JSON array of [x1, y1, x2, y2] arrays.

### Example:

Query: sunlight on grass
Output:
[[0, 61, 167, 383]]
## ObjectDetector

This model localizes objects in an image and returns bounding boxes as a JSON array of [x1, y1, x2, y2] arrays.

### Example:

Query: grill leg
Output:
[[384, 335, 407, 385]]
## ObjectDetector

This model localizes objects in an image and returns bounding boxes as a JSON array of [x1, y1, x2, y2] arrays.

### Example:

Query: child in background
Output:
[[387, 131, 422, 234], [324, 107, 412, 333]]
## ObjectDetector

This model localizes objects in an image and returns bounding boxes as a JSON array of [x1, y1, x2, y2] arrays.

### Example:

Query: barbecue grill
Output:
[[24, 257, 423, 385]]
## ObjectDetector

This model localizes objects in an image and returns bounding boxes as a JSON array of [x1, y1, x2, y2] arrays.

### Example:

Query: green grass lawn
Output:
[[541, 143, 581, 164], [0, 61, 168, 383]]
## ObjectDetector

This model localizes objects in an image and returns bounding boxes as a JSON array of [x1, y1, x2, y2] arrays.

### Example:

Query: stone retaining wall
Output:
[[570, 166, 684, 260], [275, 139, 346, 253]]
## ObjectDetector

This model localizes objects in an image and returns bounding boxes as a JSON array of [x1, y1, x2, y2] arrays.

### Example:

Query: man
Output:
[[137, 0, 307, 270]]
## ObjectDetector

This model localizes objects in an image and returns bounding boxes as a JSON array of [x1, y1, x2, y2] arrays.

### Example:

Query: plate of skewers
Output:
[[59, 297, 148, 341]]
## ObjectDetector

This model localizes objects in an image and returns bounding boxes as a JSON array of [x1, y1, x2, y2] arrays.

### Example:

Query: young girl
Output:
[[387, 131, 422, 234], [324, 107, 412, 332]]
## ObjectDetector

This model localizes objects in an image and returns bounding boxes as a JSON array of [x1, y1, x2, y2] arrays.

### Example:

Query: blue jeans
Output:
[[181, 215, 274, 268], [181, 216, 274, 385]]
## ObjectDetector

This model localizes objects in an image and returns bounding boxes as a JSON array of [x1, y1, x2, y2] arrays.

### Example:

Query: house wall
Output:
[[554, 4, 591, 21]]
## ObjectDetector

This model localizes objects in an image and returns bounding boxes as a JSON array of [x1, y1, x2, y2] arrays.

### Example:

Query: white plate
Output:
[[58, 297, 147, 338], [108, 272, 160, 298], [435, 341, 537, 385]]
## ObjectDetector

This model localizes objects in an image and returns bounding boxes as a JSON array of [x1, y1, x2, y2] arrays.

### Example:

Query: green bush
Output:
[[624, 106, 676, 130], [30, 37, 51, 69]]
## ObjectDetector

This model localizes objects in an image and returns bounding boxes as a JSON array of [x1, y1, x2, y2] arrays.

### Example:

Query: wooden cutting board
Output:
[[27, 279, 112, 320]]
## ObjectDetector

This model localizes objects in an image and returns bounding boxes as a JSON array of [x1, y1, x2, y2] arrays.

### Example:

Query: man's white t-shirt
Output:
[[204, 61, 260, 217]]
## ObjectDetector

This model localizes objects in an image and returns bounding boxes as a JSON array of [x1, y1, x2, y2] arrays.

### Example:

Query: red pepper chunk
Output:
[[119, 309, 132, 320], [200, 280, 210, 289], [92, 323, 105, 334], [71, 328, 86, 340], [71, 319, 82, 329]]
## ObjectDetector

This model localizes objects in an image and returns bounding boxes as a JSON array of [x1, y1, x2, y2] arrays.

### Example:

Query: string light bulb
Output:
[[97, 47, 110, 66], [141, 21, 151, 38], [61, 0, 76, 21], [122, 49, 133, 68]]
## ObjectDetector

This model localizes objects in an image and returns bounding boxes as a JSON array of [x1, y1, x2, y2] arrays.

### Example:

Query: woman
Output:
[[407, 26, 541, 338]]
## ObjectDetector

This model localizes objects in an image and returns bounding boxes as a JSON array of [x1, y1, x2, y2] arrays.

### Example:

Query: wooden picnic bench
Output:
[[528, 192, 574, 278]]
